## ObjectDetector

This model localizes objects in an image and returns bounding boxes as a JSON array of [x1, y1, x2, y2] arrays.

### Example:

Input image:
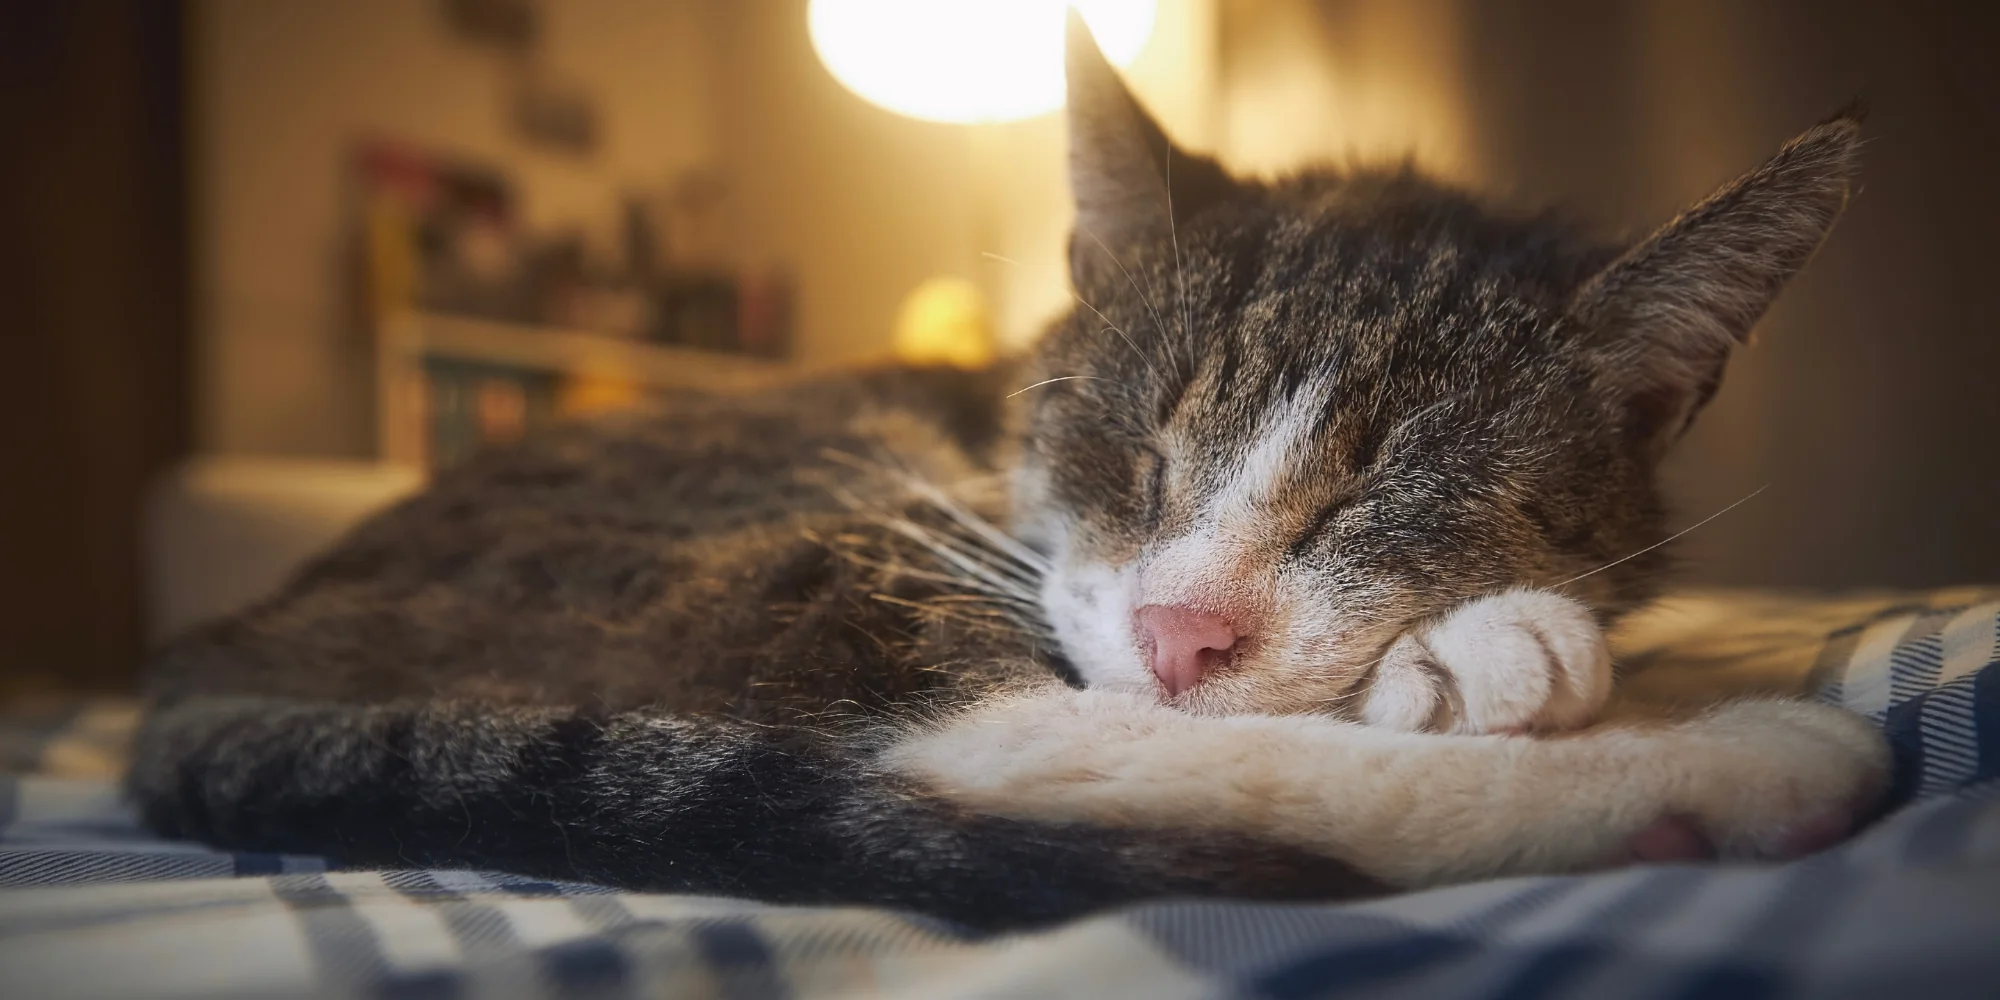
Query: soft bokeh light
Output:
[[807, 0, 1157, 124], [891, 276, 997, 368]]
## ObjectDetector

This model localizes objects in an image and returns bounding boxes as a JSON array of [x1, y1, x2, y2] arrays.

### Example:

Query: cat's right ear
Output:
[[1573, 110, 1863, 458], [1065, 11, 1229, 248]]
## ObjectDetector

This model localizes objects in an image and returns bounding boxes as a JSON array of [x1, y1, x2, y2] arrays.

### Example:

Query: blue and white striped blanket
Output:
[[3, 588, 1997, 999]]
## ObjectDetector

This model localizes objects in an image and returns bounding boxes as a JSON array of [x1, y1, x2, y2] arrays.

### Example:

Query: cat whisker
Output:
[[978, 250, 1046, 269], [886, 522, 1043, 602], [820, 448, 1052, 576], [1078, 223, 1175, 360], [830, 485, 1043, 600], [1078, 301, 1156, 378], [1007, 375, 1110, 398], [1552, 483, 1770, 588], [813, 528, 1029, 604], [847, 527, 1037, 602], [1164, 148, 1193, 369], [949, 601, 1046, 629], [870, 593, 1053, 639], [873, 525, 1053, 636], [812, 440, 1059, 645], [915, 521, 1046, 588], [982, 250, 1158, 378], [848, 494, 1043, 591], [896, 482, 1052, 575]]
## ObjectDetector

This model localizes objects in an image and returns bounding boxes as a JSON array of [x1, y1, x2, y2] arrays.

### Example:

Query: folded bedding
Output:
[[2, 587, 1997, 999]]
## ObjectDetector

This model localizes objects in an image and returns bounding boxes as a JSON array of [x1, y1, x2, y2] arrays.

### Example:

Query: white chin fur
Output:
[[1041, 559, 1154, 694]]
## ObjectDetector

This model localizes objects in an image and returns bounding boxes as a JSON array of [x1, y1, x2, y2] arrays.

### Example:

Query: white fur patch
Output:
[[1038, 534, 1153, 694], [1214, 391, 1326, 520], [1043, 381, 1343, 696], [882, 687, 1888, 887]]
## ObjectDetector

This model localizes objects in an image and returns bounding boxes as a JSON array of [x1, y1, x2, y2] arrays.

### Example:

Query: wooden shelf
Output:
[[382, 311, 790, 390], [373, 311, 797, 464]]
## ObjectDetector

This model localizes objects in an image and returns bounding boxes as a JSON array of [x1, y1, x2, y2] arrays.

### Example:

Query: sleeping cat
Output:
[[129, 20, 1888, 929]]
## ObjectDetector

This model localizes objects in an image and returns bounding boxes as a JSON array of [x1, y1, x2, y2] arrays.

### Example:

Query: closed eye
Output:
[[1142, 449, 1168, 526], [1287, 496, 1354, 558]]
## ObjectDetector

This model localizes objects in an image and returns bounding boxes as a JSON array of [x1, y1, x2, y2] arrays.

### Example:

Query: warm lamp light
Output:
[[891, 277, 998, 369], [807, 0, 1157, 124]]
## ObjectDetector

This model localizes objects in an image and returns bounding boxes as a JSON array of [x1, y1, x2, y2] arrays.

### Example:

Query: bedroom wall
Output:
[[1215, 0, 2000, 590], [1217, 0, 1474, 183], [191, 0, 720, 458]]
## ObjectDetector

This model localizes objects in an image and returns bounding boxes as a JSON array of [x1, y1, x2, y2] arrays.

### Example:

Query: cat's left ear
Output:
[[1065, 10, 1231, 248], [1574, 109, 1863, 456]]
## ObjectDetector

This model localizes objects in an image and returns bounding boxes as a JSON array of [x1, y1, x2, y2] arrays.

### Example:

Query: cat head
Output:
[[1011, 16, 1860, 715]]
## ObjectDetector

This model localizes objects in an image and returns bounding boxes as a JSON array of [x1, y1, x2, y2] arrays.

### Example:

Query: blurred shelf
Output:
[[373, 311, 798, 465], [381, 311, 790, 390]]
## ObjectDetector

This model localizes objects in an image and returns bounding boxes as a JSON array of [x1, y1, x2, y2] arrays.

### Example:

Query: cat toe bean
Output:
[[1626, 815, 1718, 862], [1657, 699, 1891, 860]]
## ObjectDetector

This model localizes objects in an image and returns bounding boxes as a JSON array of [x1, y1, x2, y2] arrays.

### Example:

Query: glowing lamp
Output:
[[807, 0, 1157, 124], [891, 277, 997, 368]]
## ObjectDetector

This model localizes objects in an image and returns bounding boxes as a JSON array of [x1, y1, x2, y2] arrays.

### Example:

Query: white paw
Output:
[[1360, 589, 1611, 735]]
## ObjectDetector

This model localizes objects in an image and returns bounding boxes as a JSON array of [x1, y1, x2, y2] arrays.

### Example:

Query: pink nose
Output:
[[1135, 605, 1241, 696]]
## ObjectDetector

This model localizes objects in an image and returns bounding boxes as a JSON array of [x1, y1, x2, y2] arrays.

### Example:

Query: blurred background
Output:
[[2, 0, 1995, 694]]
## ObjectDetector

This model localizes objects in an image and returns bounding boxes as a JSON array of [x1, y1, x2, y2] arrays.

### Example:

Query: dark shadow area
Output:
[[0, 2, 192, 692]]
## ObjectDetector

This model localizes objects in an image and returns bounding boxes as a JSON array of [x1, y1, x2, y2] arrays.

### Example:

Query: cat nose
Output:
[[1134, 605, 1241, 697]]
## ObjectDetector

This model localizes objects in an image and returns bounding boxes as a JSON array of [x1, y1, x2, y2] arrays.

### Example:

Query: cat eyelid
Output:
[[1141, 448, 1169, 523], [1287, 494, 1360, 559]]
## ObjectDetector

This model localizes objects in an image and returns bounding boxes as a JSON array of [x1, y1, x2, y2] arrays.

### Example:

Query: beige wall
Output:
[[1216, 0, 1473, 182], [193, 0, 718, 456]]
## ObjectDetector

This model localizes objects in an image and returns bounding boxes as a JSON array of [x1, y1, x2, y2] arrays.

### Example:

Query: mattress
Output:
[[2, 587, 1997, 999]]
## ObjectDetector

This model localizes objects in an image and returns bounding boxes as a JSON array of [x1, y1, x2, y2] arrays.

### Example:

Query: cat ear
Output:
[[1574, 109, 1863, 455], [1065, 10, 1229, 247]]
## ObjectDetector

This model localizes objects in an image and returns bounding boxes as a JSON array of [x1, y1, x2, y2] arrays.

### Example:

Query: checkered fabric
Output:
[[3, 589, 1997, 999]]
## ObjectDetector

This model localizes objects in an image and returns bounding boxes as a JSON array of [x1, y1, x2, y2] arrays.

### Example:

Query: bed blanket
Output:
[[2, 588, 1997, 999]]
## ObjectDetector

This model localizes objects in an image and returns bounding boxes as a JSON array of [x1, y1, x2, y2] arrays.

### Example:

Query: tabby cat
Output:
[[130, 20, 1888, 930]]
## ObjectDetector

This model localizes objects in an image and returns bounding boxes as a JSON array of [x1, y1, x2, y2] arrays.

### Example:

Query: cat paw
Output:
[[1361, 697, 1891, 886], [1360, 589, 1611, 735], [1642, 699, 1889, 862]]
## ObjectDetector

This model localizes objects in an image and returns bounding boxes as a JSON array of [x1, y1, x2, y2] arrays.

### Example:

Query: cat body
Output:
[[136, 367, 1395, 924], [130, 20, 1887, 930]]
